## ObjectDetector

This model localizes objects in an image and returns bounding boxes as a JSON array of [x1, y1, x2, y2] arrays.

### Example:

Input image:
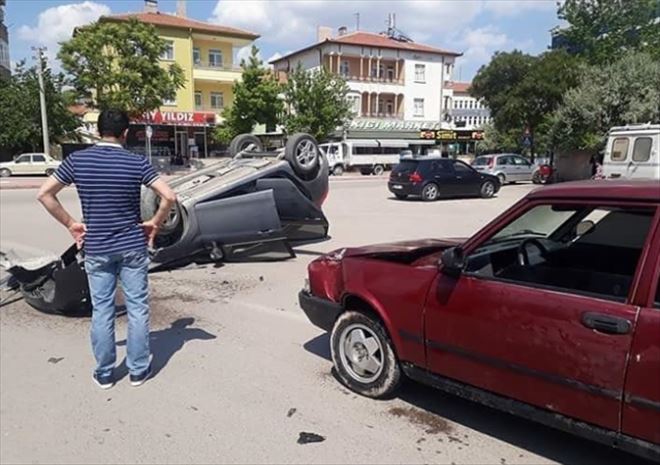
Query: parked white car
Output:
[[602, 124, 659, 180], [0, 153, 61, 177]]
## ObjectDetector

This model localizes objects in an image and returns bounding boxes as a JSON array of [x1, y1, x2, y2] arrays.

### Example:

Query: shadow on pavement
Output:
[[302, 332, 648, 464], [116, 317, 216, 379]]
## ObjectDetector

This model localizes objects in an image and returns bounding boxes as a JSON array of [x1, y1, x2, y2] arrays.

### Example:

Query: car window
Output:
[[496, 156, 510, 166], [392, 160, 420, 174], [473, 157, 491, 166], [14, 155, 30, 163], [632, 137, 652, 162], [512, 157, 530, 166], [33, 155, 46, 163], [453, 161, 475, 175], [611, 138, 629, 161], [466, 204, 655, 302]]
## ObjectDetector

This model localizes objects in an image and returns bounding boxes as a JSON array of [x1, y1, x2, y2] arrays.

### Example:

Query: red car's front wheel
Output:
[[331, 311, 402, 398]]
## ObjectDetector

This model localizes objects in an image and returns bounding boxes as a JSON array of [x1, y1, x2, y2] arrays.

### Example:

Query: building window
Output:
[[414, 64, 425, 82], [445, 63, 451, 76], [413, 98, 424, 117], [0, 40, 9, 70], [194, 91, 202, 108], [210, 92, 224, 109], [160, 40, 174, 60], [347, 95, 360, 114], [209, 49, 223, 68], [193, 47, 201, 65], [163, 95, 176, 106], [340, 60, 350, 77]]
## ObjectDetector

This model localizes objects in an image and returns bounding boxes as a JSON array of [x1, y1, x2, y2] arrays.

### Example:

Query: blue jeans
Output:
[[85, 250, 150, 377]]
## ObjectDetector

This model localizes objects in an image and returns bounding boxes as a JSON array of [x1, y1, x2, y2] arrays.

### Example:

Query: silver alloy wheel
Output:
[[338, 323, 384, 383], [482, 181, 495, 197], [0, 169, 10, 178], [295, 140, 318, 167], [423, 184, 438, 200]]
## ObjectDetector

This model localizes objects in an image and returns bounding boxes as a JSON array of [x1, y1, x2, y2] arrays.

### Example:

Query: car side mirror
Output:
[[439, 247, 466, 277]]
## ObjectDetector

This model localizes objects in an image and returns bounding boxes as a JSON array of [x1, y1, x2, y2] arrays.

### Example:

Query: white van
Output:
[[602, 124, 660, 180], [319, 139, 437, 176]]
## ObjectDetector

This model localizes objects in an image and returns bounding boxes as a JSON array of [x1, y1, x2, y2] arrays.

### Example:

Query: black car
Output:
[[388, 157, 500, 201]]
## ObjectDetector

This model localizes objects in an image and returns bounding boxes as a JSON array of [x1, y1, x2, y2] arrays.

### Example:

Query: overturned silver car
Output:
[[1, 133, 329, 316]]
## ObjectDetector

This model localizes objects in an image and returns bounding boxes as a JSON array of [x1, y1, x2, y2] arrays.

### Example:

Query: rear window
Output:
[[473, 157, 492, 166], [611, 138, 629, 161], [393, 160, 420, 173], [632, 137, 652, 162]]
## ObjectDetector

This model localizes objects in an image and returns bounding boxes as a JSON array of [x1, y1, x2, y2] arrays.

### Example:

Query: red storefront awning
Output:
[[132, 110, 216, 127]]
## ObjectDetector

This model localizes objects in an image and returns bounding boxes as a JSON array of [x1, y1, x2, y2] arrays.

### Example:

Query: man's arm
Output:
[[141, 178, 177, 247], [37, 176, 86, 248]]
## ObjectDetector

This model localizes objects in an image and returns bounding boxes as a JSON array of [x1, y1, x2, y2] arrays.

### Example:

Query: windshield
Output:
[[473, 157, 492, 166], [490, 205, 575, 242]]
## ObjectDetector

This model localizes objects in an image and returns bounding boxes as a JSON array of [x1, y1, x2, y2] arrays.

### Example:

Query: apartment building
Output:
[[271, 25, 461, 142], [81, 0, 258, 158], [0, 0, 10, 79], [447, 81, 492, 130]]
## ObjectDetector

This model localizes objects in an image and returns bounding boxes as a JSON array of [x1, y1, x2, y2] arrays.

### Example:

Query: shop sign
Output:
[[420, 129, 484, 141], [350, 119, 445, 132], [133, 111, 216, 126]]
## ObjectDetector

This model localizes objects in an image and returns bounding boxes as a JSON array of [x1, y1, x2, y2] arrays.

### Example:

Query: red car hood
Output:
[[336, 238, 466, 263]]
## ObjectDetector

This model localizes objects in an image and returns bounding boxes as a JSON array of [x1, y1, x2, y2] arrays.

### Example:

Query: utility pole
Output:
[[354, 12, 360, 31], [32, 46, 50, 156]]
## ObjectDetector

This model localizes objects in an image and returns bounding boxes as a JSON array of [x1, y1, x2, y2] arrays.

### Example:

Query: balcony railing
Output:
[[340, 74, 404, 85], [195, 105, 225, 112], [361, 112, 404, 119], [193, 61, 242, 72]]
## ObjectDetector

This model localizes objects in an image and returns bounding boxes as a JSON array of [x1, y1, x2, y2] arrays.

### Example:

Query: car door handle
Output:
[[581, 312, 632, 335]]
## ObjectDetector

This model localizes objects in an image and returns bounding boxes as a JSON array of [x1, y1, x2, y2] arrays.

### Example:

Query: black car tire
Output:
[[422, 183, 439, 201], [45, 168, 55, 177], [480, 180, 496, 198], [360, 167, 372, 175], [141, 189, 182, 236], [285, 133, 320, 178], [0, 168, 11, 177], [229, 134, 263, 157], [331, 311, 402, 399], [497, 173, 506, 185], [332, 164, 344, 176], [532, 171, 542, 184], [395, 194, 408, 200], [373, 164, 385, 176]]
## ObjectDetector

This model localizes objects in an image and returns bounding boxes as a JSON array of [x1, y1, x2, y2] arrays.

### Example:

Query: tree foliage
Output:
[[0, 60, 80, 153], [549, 52, 660, 152], [58, 19, 185, 115], [214, 46, 283, 143], [471, 50, 581, 156], [282, 65, 353, 142], [557, 0, 660, 64]]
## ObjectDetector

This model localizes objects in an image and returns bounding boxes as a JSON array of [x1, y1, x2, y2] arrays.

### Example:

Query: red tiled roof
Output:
[[331, 31, 461, 56], [271, 30, 461, 64], [447, 81, 471, 93], [103, 12, 259, 39]]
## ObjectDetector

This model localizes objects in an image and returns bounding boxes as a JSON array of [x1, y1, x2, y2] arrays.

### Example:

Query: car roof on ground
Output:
[[528, 180, 660, 202]]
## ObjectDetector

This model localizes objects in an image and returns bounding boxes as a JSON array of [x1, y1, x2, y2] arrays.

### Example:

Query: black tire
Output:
[[373, 164, 385, 176], [229, 134, 263, 157], [0, 168, 11, 178], [140, 189, 182, 236], [285, 133, 320, 178], [395, 193, 408, 200], [421, 183, 439, 201], [331, 311, 402, 399], [332, 164, 344, 176], [45, 168, 55, 177], [497, 173, 506, 185], [480, 180, 496, 198], [360, 168, 372, 175]]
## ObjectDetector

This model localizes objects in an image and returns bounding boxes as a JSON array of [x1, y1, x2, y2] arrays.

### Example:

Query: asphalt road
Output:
[[0, 178, 645, 464]]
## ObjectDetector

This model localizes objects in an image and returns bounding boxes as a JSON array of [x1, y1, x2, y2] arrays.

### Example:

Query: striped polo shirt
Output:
[[54, 143, 159, 256]]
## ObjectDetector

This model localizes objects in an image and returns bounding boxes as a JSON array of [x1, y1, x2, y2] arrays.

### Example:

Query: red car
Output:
[[299, 180, 660, 460]]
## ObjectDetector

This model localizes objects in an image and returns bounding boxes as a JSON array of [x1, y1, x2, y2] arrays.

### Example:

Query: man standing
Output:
[[37, 109, 177, 389]]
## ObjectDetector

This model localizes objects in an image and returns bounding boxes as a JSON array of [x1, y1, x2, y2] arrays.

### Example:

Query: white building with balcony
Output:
[[446, 81, 492, 130], [270, 27, 461, 141]]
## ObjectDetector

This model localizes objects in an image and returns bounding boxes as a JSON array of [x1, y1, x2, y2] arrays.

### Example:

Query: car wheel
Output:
[[332, 164, 344, 176], [373, 164, 385, 176], [229, 134, 263, 157], [480, 180, 496, 198], [395, 193, 408, 200], [45, 168, 55, 177], [360, 168, 372, 175], [497, 173, 506, 185], [532, 171, 541, 184], [285, 133, 320, 178], [141, 189, 182, 236], [421, 183, 439, 201], [0, 168, 11, 178], [331, 311, 402, 399]]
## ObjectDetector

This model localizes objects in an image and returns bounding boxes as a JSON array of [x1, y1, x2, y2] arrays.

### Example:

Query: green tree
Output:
[[471, 50, 581, 158], [282, 65, 353, 141], [214, 46, 283, 143], [549, 52, 660, 153], [0, 60, 80, 154], [557, 0, 660, 64], [58, 18, 185, 115]]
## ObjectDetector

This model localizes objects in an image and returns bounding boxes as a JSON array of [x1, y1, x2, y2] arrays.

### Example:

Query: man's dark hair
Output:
[[97, 109, 130, 138]]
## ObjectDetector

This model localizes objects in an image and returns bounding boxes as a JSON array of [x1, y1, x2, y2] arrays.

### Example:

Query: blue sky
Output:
[[6, 0, 562, 80]]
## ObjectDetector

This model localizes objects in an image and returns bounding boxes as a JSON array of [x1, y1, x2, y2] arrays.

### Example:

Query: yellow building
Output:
[[85, 4, 258, 158]]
